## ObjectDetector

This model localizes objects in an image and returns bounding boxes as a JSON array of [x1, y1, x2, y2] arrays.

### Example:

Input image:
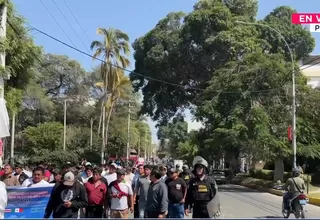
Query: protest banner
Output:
[[5, 185, 54, 218]]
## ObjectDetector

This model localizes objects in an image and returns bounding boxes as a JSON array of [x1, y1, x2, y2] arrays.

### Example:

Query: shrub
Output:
[[248, 169, 312, 183]]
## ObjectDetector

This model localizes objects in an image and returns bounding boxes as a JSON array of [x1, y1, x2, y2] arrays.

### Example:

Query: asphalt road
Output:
[[218, 184, 320, 218]]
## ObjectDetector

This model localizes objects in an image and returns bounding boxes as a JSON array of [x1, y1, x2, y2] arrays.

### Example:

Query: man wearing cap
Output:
[[103, 162, 118, 217], [109, 169, 134, 218], [44, 171, 88, 218], [104, 162, 118, 184], [166, 168, 187, 218], [14, 163, 29, 185]]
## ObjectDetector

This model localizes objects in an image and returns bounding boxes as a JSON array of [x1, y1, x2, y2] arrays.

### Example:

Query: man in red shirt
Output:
[[84, 167, 107, 218]]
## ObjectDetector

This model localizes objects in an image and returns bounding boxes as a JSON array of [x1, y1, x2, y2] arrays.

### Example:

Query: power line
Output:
[[27, 25, 291, 94], [7, 21, 64, 93], [52, 0, 90, 54], [62, 0, 91, 44], [39, 0, 88, 64]]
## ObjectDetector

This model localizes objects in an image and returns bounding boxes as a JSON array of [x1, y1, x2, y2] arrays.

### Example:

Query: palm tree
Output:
[[90, 27, 130, 135], [91, 27, 130, 163], [96, 72, 131, 162]]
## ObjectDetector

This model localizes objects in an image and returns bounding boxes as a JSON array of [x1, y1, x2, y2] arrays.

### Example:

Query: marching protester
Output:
[[0, 164, 20, 186], [160, 165, 167, 181], [124, 166, 134, 186], [104, 162, 118, 218], [145, 169, 168, 218], [104, 162, 118, 184], [0, 181, 7, 219], [133, 164, 144, 218], [82, 165, 93, 183], [84, 167, 107, 218], [22, 166, 50, 187], [109, 169, 134, 218], [134, 165, 151, 218], [14, 163, 29, 185], [165, 168, 187, 218], [44, 171, 88, 218], [50, 169, 62, 184]]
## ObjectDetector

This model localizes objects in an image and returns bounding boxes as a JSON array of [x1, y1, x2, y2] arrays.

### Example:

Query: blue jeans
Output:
[[168, 203, 184, 218]]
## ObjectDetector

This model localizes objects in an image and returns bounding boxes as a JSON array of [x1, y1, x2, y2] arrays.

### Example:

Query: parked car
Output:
[[211, 170, 227, 184]]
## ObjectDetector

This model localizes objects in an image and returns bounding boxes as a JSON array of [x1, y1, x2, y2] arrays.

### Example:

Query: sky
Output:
[[12, 0, 320, 143]]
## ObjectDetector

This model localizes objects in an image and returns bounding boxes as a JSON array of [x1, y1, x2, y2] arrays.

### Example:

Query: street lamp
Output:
[[235, 20, 297, 169]]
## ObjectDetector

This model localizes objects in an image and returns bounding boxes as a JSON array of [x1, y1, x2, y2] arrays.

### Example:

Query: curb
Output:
[[237, 183, 320, 207]]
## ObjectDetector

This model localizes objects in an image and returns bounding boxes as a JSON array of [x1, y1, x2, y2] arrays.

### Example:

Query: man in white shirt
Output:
[[22, 166, 51, 187], [124, 166, 134, 186], [109, 169, 133, 218], [104, 163, 118, 184], [0, 181, 7, 219]]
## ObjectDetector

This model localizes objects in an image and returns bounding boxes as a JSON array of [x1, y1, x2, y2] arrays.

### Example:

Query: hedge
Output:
[[249, 169, 312, 183]]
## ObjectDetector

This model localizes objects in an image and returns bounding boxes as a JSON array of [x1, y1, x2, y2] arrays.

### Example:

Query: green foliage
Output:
[[132, 0, 318, 170], [6, 6, 41, 89], [249, 169, 312, 183], [5, 87, 23, 114], [23, 122, 63, 153], [157, 115, 188, 156], [177, 141, 198, 164]]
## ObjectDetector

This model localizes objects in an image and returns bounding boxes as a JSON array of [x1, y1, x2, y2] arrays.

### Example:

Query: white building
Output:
[[300, 55, 320, 88]]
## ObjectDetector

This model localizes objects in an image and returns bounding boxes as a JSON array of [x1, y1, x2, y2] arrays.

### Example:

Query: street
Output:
[[218, 184, 320, 218]]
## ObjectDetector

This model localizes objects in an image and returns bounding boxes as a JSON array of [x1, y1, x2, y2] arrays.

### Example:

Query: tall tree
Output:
[[90, 27, 130, 134], [157, 115, 188, 156]]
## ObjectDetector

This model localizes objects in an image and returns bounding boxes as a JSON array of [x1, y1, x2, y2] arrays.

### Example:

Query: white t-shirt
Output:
[[104, 173, 117, 185], [124, 173, 134, 186], [82, 175, 92, 183], [22, 178, 50, 187], [110, 181, 133, 210], [0, 181, 7, 214]]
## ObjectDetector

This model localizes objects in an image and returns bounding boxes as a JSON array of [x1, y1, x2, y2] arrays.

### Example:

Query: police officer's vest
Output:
[[191, 176, 215, 202]]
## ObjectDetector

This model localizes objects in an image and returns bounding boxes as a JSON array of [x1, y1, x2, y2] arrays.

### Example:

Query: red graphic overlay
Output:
[[292, 13, 320, 24]]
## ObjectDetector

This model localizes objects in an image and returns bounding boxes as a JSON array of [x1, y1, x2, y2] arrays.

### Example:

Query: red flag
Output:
[[288, 125, 292, 141]]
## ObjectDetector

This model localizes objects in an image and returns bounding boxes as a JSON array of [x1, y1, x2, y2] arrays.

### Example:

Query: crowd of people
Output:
[[0, 156, 222, 219]]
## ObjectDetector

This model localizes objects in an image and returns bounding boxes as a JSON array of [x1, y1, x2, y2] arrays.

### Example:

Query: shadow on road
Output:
[[218, 184, 261, 193], [255, 216, 283, 218]]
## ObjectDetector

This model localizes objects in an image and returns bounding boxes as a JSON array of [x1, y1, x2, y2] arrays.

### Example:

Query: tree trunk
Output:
[[98, 92, 107, 135], [101, 106, 106, 164], [105, 99, 115, 160], [228, 152, 239, 178], [10, 112, 15, 162], [274, 157, 284, 182]]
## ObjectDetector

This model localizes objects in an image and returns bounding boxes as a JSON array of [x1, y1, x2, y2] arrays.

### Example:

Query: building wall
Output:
[[301, 55, 320, 88]]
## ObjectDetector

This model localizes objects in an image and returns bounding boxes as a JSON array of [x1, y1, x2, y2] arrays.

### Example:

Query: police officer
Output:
[[179, 165, 193, 185], [184, 156, 221, 218]]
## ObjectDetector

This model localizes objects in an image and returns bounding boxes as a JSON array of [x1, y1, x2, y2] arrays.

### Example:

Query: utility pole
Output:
[[0, 3, 7, 99], [101, 106, 106, 164], [90, 118, 93, 147], [144, 131, 147, 160], [63, 100, 67, 151], [0, 4, 7, 167], [138, 136, 140, 157], [10, 112, 14, 160], [126, 102, 131, 165]]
